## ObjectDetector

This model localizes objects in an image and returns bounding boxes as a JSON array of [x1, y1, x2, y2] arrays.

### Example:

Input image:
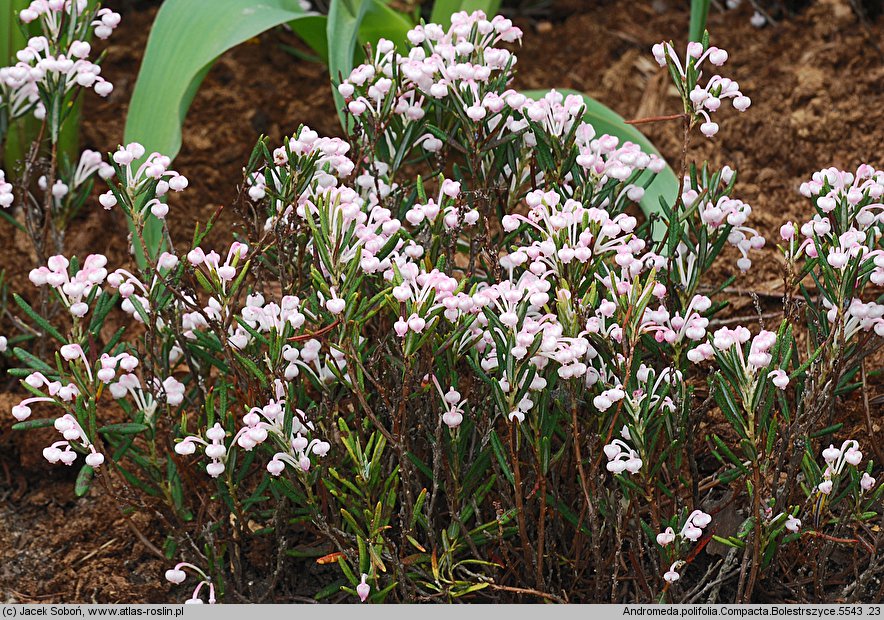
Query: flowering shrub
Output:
[[4, 9, 883, 604]]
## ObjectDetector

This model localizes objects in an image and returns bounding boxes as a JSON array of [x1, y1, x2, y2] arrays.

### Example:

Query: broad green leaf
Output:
[[430, 0, 501, 24], [0, 2, 28, 71], [125, 0, 311, 159], [2, 0, 36, 166], [288, 14, 330, 61], [328, 0, 374, 128], [358, 2, 412, 51], [522, 89, 678, 226]]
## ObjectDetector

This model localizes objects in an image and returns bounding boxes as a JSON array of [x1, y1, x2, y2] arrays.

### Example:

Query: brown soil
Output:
[[1, 0, 882, 603]]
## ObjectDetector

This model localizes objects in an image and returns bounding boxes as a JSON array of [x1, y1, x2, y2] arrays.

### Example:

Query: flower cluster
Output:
[[28, 254, 108, 317], [43, 414, 104, 467], [817, 439, 875, 495], [249, 126, 356, 230], [686, 185, 764, 272], [652, 39, 750, 137], [241, 381, 329, 475], [783, 165, 884, 339], [603, 438, 643, 474], [1, 1, 120, 120], [100, 143, 188, 218], [340, 11, 521, 128], [176, 423, 228, 478], [657, 510, 713, 583]]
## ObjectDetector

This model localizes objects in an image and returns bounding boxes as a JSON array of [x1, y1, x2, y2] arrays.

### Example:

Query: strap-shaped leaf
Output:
[[124, 0, 311, 160], [690, 0, 711, 43], [288, 14, 330, 60]]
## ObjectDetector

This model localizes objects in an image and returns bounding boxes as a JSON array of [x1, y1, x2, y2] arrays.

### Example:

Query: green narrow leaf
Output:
[[12, 346, 57, 375], [809, 423, 843, 439], [489, 430, 515, 485], [232, 350, 270, 388], [98, 423, 149, 435], [711, 434, 748, 475], [314, 580, 347, 600], [12, 418, 57, 431], [13, 294, 67, 343], [163, 535, 179, 560], [75, 464, 94, 497], [0, 209, 26, 233]]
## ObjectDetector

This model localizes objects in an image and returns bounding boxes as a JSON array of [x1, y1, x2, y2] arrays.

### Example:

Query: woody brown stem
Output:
[[625, 113, 689, 126]]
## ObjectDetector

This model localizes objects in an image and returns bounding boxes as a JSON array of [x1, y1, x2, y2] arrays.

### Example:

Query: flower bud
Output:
[[780, 222, 795, 240], [206, 424, 225, 442], [821, 444, 841, 463], [656, 528, 676, 546], [357, 574, 371, 602], [60, 344, 82, 361], [206, 461, 225, 478], [165, 569, 187, 584], [299, 454, 311, 471], [326, 297, 346, 315], [168, 175, 188, 191], [664, 569, 680, 583], [442, 410, 463, 428], [205, 444, 226, 459], [844, 447, 862, 466], [175, 441, 196, 456], [12, 404, 31, 421], [85, 452, 105, 468]]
